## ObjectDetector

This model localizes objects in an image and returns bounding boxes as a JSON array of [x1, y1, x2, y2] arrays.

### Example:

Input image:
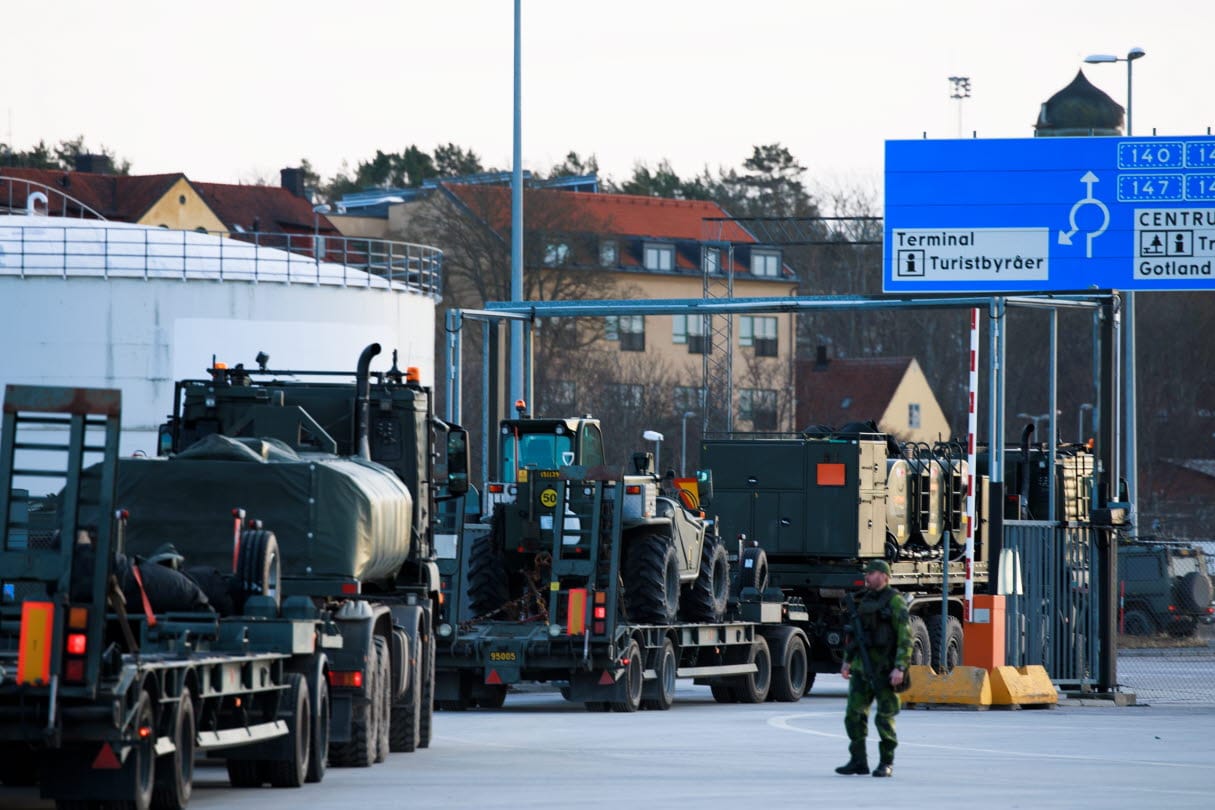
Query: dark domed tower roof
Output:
[[1034, 70, 1125, 136]]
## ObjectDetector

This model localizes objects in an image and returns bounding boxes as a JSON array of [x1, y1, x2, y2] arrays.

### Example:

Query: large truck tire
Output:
[[235, 529, 281, 613], [305, 674, 330, 783], [623, 531, 680, 624], [329, 642, 377, 767], [769, 634, 809, 703], [908, 615, 932, 667], [389, 634, 422, 753], [152, 686, 196, 809], [710, 682, 739, 703], [928, 615, 964, 673], [731, 635, 772, 704], [467, 529, 510, 618], [418, 629, 436, 747], [373, 637, 391, 763], [1122, 608, 1155, 636], [736, 546, 769, 595], [266, 673, 311, 788], [610, 640, 644, 712], [681, 537, 729, 622], [125, 690, 158, 809], [641, 638, 677, 711]]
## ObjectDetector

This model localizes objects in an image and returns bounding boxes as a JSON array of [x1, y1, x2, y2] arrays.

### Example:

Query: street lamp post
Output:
[[1085, 47, 1145, 532], [680, 411, 695, 476]]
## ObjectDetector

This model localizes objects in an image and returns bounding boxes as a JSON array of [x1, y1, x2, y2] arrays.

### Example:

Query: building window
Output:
[[606, 383, 644, 409], [703, 248, 720, 274], [740, 388, 778, 430], [686, 315, 709, 355], [672, 315, 687, 345], [739, 316, 778, 357], [675, 386, 706, 412], [544, 241, 570, 266], [599, 239, 618, 267], [908, 403, 921, 430], [644, 243, 674, 271], [751, 249, 781, 277], [607, 314, 645, 351]]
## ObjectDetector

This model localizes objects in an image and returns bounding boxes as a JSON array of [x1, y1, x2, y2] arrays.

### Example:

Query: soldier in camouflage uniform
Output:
[[835, 559, 911, 778]]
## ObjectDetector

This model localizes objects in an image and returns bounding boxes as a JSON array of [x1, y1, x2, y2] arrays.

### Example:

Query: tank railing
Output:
[[0, 176, 108, 220], [0, 221, 443, 298]]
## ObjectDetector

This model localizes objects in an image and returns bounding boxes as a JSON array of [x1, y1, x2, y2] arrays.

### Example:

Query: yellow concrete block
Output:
[[989, 665, 1058, 706], [900, 665, 992, 707]]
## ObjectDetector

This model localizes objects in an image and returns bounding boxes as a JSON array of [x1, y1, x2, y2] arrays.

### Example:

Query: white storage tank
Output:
[[0, 213, 442, 468]]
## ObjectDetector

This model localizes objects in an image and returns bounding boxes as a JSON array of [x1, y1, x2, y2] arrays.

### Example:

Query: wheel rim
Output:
[[788, 641, 808, 694], [661, 645, 676, 701]]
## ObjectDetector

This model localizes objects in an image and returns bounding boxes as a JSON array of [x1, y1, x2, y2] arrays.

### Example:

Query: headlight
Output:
[[548, 624, 565, 637], [437, 623, 454, 638]]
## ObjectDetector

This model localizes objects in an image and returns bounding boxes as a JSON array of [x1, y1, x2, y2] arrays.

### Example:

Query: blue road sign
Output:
[[884, 137, 1215, 293]]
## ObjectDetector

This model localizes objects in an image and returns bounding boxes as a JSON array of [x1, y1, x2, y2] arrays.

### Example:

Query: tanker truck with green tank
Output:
[[0, 384, 343, 808], [435, 408, 812, 711], [133, 344, 468, 764]]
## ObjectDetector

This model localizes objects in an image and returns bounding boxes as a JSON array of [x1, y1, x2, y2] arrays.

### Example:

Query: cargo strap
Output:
[[129, 564, 157, 628], [107, 575, 139, 652]]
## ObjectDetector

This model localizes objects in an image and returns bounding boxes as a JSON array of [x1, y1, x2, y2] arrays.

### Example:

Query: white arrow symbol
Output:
[[1058, 171, 1108, 258]]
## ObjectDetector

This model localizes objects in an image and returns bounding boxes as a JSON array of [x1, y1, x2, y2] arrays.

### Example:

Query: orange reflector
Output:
[[138, 725, 152, 739], [17, 601, 55, 685], [567, 588, 587, 635], [486, 670, 504, 685], [488, 483, 505, 494], [328, 671, 364, 688], [66, 633, 87, 656], [92, 743, 122, 770], [816, 462, 846, 486], [593, 606, 606, 620], [598, 671, 614, 685], [68, 607, 89, 630], [340, 582, 360, 595], [594, 591, 606, 605], [65, 659, 85, 682], [625, 485, 641, 495], [438, 592, 445, 605]]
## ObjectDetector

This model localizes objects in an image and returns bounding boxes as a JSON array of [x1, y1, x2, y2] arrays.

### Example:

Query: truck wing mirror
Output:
[[445, 427, 470, 496]]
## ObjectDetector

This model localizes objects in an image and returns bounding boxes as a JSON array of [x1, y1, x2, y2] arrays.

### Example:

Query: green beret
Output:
[[864, 559, 892, 575]]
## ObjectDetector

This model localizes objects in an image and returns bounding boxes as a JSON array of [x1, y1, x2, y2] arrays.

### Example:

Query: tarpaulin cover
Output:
[[115, 435, 414, 585]]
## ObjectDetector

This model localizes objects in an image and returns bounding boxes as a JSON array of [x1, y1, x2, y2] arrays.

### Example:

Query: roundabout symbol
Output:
[[1057, 171, 1109, 258]]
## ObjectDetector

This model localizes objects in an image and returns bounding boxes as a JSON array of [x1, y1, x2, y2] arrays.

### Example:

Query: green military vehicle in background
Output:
[[1118, 540, 1214, 637]]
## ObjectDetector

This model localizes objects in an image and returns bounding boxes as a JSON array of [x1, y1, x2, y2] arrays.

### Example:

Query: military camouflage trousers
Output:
[[844, 669, 900, 763]]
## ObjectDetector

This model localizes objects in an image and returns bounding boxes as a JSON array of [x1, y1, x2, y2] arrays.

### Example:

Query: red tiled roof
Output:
[[0, 167, 182, 221], [443, 183, 756, 243], [193, 182, 337, 235], [796, 356, 913, 428]]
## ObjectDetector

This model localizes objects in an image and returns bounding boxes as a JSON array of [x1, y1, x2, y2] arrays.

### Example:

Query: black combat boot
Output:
[[835, 743, 869, 775], [871, 762, 893, 777]]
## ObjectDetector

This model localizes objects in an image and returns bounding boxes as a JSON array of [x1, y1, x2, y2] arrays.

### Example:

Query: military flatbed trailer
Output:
[[435, 477, 814, 711], [0, 385, 331, 808]]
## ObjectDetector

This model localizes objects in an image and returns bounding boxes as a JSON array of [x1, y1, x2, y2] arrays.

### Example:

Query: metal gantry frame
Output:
[[445, 290, 1125, 692]]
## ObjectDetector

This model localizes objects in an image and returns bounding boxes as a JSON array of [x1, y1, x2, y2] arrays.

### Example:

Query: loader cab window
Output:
[[579, 423, 604, 468], [501, 430, 575, 480]]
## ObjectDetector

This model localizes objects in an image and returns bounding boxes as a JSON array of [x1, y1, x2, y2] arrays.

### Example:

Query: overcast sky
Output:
[[5, 0, 1211, 202]]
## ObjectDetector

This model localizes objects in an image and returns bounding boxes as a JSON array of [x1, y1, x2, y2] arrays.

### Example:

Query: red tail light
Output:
[[64, 659, 85, 682], [625, 485, 641, 495], [593, 606, 606, 620], [328, 670, 364, 688], [66, 633, 87, 656]]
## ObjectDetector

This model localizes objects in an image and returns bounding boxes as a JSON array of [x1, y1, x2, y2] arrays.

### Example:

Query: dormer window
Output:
[[643, 243, 674, 271], [703, 248, 720, 274], [751, 249, 781, 277], [599, 240, 618, 267], [544, 242, 570, 266]]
